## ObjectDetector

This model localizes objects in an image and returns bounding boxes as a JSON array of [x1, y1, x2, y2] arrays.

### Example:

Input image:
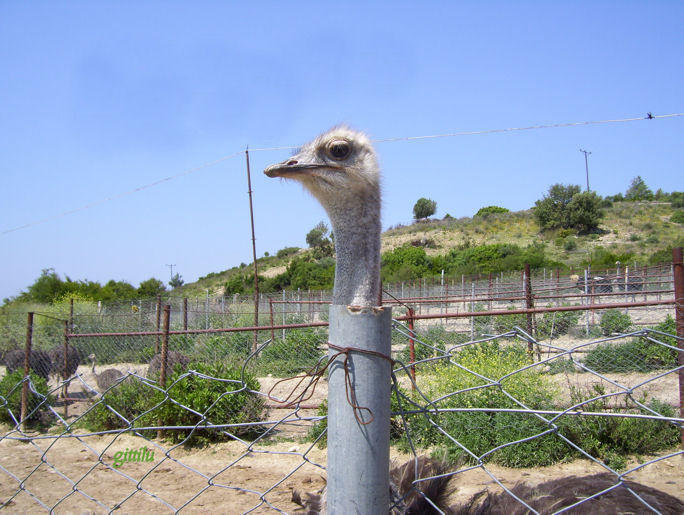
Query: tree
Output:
[[26, 268, 67, 303], [306, 221, 330, 248], [101, 280, 137, 301], [533, 184, 581, 230], [625, 176, 654, 201], [137, 278, 166, 298], [533, 184, 603, 232], [169, 273, 184, 288], [413, 198, 437, 220], [566, 191, 604, 232]]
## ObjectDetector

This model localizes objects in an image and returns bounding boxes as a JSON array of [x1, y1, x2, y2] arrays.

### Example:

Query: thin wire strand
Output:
[[2, 112, 682, 236]]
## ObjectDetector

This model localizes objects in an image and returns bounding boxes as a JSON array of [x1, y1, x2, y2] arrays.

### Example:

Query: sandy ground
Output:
[[0, 433, 681, 514]]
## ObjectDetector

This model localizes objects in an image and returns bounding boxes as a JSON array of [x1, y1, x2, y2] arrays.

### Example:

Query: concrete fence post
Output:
[[327, 304, 392, 514]]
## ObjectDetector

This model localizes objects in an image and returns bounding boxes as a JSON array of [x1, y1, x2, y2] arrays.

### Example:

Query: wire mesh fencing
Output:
[[0, 279, 682, 513]]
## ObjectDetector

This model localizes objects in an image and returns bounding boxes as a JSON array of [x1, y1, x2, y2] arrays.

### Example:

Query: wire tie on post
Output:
[[266, 342, 394, 425]]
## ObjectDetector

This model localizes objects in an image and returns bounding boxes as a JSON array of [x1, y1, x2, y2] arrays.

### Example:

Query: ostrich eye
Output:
[[327, 140, 351, 160]]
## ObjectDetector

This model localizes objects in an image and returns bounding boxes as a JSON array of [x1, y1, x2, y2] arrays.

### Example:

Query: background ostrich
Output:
[[1, 349, 52, 380], [88, 354, 124, 392], [146, 350, 190, 379], [293, 458, 684, 514], [453, 472, 684, 514], [48, 345, 81, 398]]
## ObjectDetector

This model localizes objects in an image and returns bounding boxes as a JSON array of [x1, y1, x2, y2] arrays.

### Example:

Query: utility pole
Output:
[[165, 264, 176, 281], [579, 149, 591, 191], [245, 148, 260, 352]]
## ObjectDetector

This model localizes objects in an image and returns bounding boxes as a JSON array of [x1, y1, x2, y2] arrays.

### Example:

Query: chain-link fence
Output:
[[1, 262, 682, 513]]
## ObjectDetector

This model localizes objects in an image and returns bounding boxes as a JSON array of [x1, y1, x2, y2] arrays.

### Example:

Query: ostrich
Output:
[[2, 349, 52, 380], [146, 351, 190, 379], [265, 126, 381, 307], [88, 354, 124, 392], [265, 127, 387, 512], [292, 458, 684, 514], [48, 345, 81, 398], [453, 472, 684, 514]]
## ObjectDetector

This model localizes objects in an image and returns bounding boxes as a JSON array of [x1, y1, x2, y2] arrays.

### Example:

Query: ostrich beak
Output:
[[264, 161, 325, 178]]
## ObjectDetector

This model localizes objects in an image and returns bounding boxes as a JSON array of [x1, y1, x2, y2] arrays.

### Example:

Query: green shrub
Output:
[[557, 385, 679, 470], [599, 309, 632, 335], [79, 362, 265, 446], [536, 308, 581, 340], [583, 329, 676, 373], [396, 326, 450, 368], [404, 342, 566, 467], [255, 328, 325, 376], [563, 238, 577, 251], [670, 210, 684, 224], [475, 206, 509, 217], [276, 246, 299, 259], [0, 370, 55, 428], [545, 357, 577, 374]]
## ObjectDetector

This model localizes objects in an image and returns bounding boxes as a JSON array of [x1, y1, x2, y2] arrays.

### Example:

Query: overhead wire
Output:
[[2, 112, 682, 236]]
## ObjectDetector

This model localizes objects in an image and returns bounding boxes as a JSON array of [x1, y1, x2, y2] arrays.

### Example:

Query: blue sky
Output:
[[1, 2, 682, 302]]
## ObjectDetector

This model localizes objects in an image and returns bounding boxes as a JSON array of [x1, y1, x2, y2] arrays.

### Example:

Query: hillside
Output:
[[174, 201, 684, 297]]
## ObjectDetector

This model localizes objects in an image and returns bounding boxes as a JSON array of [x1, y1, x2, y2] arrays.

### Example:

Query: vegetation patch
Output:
[[79, 362, 265, 447], [0, 370, 55, 429]]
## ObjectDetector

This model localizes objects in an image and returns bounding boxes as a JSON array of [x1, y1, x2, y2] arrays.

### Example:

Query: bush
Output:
[[536, 308, 581, 340], [0, 370, 54, 428], [276, 246, 299, 259], [599, 309, 632, 336], [475, 206, 509, 217], [563, 238, 577, 251], [255, 328, 325, 376], [557, 385, 679, 470], [566, 191, 604, 233], [405, 342, 566, 467], [583, 329, 676, 373], [670, 210, 684, 224], [79, 362, 265, 446], [395, 326, 450, 368]]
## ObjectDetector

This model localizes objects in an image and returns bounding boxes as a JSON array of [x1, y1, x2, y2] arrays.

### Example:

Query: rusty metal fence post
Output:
[[159, 305, 171, 389], [524, 263, 538, 360], [155, 295, 162, 353], [407, 307, 416, 387], [183, 297, 188, 331], [157, 305, 171, 439], [269, 297, 275, 342], [672, 247, 684, 448], [20, 312, 34, 431]]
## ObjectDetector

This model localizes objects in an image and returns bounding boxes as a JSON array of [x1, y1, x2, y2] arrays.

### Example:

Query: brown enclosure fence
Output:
[[0, 253, 682, 513]]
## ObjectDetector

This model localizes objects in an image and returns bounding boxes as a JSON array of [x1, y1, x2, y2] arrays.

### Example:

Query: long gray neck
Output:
[[328, 198, 381, 307]]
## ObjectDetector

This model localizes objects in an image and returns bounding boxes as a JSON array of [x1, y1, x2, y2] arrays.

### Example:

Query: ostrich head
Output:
[[264, 126, 382, 307]]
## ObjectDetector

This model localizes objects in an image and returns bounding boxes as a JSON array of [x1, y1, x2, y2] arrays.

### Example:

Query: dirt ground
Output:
[[0, 433, 681, 514], [0, 365, 682, 513]]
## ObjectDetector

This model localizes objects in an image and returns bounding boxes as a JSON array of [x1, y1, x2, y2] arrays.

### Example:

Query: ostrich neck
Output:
[[328, 200, 381, 307]]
